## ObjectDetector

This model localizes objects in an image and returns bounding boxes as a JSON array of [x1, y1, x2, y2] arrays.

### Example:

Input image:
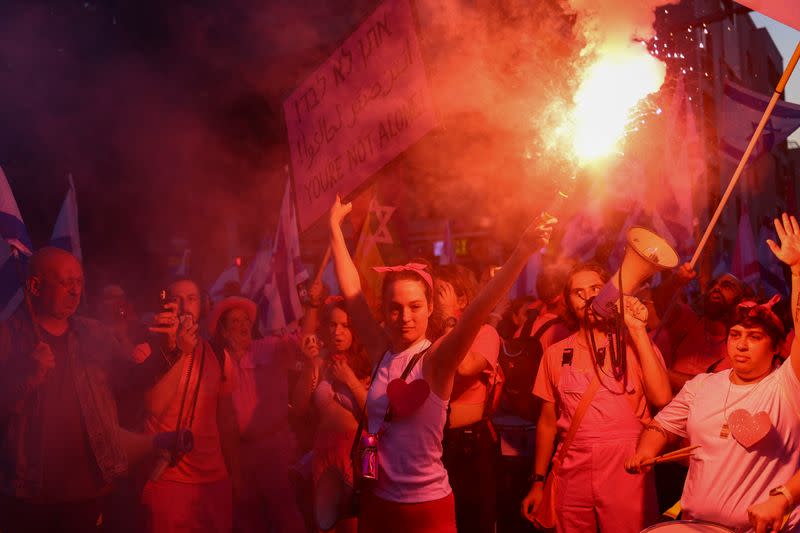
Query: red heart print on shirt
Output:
[[386, 378, 430, 418], [728, 409, 771, 448]]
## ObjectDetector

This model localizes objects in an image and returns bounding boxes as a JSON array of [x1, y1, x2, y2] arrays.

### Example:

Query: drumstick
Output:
[[659, 444, 700, 459], [641, 445, 700, 467]]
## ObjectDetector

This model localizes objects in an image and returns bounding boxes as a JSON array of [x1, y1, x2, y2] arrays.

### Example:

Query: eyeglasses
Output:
[[49, 277, 83, 290]]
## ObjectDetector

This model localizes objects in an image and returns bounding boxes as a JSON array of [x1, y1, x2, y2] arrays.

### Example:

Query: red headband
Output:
[[736, 295, 785, 336], [372, 263, 433, 290]]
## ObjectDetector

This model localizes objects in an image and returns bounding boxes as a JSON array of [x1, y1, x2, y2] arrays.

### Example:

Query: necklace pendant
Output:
[[720, 422, 730, 439]]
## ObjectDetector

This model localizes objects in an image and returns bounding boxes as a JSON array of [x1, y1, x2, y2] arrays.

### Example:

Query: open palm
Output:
[[767, 213, 800, 269]]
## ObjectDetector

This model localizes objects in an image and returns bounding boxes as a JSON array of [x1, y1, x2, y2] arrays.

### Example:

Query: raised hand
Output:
[[618, 295, 649, 331], [149, 301, 180, 351], [176, 321, 199, 356], [767, 213, 800, 273], [330, 358, 358, 389], [518, 214, 558, 255], [301, 334, 321, 360], [435, 280, 459, 320], [675, 262, 697, 284], [330, 195, 353, 229], [308, 280, 325, 308]]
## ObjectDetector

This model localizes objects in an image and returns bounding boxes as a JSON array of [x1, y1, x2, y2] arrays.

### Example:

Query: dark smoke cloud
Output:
[[0, 0, 673, 310]]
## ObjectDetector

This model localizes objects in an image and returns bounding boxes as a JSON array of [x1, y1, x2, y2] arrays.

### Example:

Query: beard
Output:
[[702, 293, 732, 321]]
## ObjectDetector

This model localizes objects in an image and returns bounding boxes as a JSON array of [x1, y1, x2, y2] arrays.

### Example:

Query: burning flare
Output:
[[571, 46, 664, 162], [554, 44, 666, 165]]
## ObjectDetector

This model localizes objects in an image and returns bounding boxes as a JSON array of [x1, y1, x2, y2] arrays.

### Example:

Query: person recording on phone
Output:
[[0, 247, 184, 533], [140, 278, 240, 533]]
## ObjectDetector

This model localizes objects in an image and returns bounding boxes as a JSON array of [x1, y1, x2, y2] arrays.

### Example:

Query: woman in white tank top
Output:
[[328, 196, 556, 533]]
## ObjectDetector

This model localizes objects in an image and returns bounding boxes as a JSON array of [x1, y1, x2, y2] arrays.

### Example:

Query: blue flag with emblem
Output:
[[0, 166, 32, 319], [720, 80, 800, 163]]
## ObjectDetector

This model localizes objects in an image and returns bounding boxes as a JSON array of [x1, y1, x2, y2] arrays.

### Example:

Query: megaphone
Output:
[[592, 226, 679, 319]]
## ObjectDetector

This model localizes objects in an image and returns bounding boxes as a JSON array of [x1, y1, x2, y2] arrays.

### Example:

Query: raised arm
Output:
[[290, 335, 322, 415], [622, 296, 672, 409], [425, 216, 556, 399], [329, 196, 389, 363], [766, 213, 800, 380]]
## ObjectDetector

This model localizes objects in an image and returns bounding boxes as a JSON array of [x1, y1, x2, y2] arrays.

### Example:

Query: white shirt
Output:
[[655, 359, 800, 531]]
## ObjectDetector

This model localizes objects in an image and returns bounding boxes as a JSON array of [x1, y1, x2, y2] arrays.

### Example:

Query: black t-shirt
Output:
[[39, 329, 104, 502]]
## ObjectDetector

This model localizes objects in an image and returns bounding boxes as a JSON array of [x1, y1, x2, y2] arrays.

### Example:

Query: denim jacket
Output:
[[0, 311, 132, 498]]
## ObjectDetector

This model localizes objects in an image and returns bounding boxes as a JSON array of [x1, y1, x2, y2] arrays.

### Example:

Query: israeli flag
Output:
[[0, 166, 31, 319], [0, 166, 32, 257], [50, 174, 82, 261], [720, 80, 800, 163], [258, 175, 309, 333]]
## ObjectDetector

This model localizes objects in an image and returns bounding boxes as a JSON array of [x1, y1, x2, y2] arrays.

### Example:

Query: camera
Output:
[[156, 290, 179, 328]]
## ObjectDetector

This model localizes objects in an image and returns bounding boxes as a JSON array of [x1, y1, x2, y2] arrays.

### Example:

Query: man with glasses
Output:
[[0, 247, 180, 532]]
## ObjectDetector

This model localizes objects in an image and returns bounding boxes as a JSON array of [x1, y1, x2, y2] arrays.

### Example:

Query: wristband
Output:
[[529, 473, 546, 484], [770, 485, 794, 507]]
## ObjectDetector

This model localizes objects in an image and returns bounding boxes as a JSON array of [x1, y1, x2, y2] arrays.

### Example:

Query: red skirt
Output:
[[358, 491, 456, 533]]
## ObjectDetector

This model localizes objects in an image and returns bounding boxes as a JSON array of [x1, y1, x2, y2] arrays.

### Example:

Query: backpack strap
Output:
[[530, 317, 562, 343]]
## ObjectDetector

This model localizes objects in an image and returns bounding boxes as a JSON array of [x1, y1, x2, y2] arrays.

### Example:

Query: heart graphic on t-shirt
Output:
[[386, 378, 430, 418], [728, 409, 771, 448]]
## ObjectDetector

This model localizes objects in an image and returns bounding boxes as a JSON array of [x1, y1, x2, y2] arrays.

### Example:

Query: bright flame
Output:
[[554, 45, 666, 166]]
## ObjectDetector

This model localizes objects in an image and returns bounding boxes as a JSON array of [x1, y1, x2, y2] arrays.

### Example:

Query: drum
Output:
[[640, 520, 735, 532]]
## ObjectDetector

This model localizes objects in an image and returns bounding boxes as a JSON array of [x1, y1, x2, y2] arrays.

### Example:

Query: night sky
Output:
[[0, 0, 581, 312], [7, 0, 773, 312], [0, 0, 380, 305]]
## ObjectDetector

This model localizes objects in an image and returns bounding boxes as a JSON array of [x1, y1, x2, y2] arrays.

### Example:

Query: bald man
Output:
[[0, 248, 182, 532]]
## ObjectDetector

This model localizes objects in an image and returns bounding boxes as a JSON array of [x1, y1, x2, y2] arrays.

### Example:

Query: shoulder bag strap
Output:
[[349, 344, 431, 454], [349, 350, 389, 460], [551, 373, 601, 471]]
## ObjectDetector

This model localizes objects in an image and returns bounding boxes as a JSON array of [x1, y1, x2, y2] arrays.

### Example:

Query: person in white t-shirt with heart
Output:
[[626, 213, 800, 533]]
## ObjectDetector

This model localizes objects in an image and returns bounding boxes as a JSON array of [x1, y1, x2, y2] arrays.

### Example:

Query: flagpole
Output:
[[10, 248, 42, 342], [312, 245, 332, 286], [689, 40, 800, 270]]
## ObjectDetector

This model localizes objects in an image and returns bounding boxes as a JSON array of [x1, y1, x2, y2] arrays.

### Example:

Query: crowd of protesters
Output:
[[3, 205, 800, 533]]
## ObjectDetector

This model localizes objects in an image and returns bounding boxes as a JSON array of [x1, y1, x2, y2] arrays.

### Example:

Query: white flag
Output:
[[735, 0, 800, 30]]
